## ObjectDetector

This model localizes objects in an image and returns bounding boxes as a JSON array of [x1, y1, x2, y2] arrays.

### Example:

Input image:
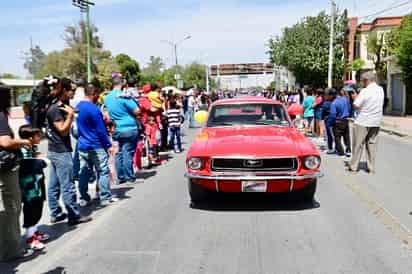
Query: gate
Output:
[[391, 74, 404, 115]]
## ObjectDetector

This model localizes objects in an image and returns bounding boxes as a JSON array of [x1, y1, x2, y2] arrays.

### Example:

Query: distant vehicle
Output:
[[185, 97, 322, 204]]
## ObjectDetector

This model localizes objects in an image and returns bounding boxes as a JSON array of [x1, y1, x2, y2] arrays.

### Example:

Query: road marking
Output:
[[329, 157, 412, 250]]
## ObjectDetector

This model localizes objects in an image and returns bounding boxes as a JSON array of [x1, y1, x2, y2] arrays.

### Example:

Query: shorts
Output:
[[314, 109, 322, 120], [305, 117, 314, 126]]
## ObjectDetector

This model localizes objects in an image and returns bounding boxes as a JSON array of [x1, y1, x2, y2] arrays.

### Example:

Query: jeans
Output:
[[332, 119, 351, 155], [169, 127, 182, 151], [0, 169, 23, 261], [187, 107, 195, 128], [79, 149, 112, 202], [113, 129, 138, 182], [48, 151, 80, 221], [73, 142, 94, 181], [324, 120, 334, 150]]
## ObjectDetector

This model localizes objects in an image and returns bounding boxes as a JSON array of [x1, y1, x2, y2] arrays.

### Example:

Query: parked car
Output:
[[185, 97, 323, 204]]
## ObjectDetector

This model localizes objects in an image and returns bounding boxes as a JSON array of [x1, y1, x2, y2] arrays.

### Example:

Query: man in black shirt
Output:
[[46, 78, 92, 226]]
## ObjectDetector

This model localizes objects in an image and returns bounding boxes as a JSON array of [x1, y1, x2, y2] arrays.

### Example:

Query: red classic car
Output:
[[185, 97, 323, 204]]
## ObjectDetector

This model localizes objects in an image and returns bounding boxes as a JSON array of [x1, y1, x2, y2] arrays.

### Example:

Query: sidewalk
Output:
[[381, 116, 412, 138]]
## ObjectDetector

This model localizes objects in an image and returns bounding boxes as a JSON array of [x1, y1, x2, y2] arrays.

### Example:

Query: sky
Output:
[[1, 0, 411, 77]]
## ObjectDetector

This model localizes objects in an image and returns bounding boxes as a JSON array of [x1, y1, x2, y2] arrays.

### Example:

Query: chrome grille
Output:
[[211, 157, 298, 172]]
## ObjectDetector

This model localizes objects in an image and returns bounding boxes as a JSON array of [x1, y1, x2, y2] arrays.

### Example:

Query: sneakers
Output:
[[26, 236, 45, 251], [34, 231, 50, 242], [326, 150, 336, 155], [100, 197, 119, 207], [50, 213, 67, 224], [175, 149, 182, 154], [68, 216, 93, 226], [127, 178, 144, 185], [79, 199, 92, 208]]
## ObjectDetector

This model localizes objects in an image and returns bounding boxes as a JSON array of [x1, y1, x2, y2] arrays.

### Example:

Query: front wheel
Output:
[[299, 180, 317, 202], [188, 180, 210, 204]]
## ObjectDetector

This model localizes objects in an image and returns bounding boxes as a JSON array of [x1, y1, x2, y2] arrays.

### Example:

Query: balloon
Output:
[[194, 110, 209, 124]]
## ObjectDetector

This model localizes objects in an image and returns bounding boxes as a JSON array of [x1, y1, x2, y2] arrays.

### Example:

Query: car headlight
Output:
[[304, 156, 321, 170], [187, 157, 204, 170]]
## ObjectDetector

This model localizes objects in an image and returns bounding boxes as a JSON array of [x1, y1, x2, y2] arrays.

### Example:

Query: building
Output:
[[0, 78, 41, 106], [344, 16, 409, 115], [345, 16, 403, 81], [209, 63, 294, 91]]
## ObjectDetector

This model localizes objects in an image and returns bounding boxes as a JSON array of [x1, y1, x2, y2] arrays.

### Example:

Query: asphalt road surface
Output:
[[2, 128, 412, 274]]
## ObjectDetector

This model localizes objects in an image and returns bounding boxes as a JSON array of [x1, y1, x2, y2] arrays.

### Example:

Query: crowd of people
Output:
[[0, 70, 384, 262], [0, 74, 213, 261], [261, 71, 385, 174]]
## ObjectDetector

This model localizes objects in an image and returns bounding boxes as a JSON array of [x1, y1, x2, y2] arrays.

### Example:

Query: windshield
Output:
[[207, 103, 290, 128]]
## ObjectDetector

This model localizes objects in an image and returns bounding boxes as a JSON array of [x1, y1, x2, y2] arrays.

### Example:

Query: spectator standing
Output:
[[327, 88, 351, 156], [0, 86, 34, 261], [302, 89, 315, 134], [313, 89, 325, 139], [167, 101, 184, 153], [348, 72, 384, 174], [104, 77, 141, 184], [77, 84, 118, 206], [46, 78, 92, 226], [18, 125, 49, 251], [71, 79, 94, 183], [187, 89, 198, 128], [322, 89, 335, 153]]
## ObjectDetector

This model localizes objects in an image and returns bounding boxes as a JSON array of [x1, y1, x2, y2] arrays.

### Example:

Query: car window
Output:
[[207, 103, 290, 127]]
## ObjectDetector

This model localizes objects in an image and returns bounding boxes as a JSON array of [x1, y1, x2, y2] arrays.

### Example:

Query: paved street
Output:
[[1, 128, 412, 274]]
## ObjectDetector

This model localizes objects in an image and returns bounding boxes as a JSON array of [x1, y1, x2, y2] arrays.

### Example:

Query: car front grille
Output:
[[211, 157, 298, 172]]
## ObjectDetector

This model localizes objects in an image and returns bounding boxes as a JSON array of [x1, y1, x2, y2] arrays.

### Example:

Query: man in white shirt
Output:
[[348, 72, 384, 174]]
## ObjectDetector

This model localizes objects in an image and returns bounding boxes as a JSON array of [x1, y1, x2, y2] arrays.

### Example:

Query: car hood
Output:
[[195, 126, 310, 158]]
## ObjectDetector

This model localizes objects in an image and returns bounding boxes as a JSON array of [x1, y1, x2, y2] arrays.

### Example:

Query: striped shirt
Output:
[[167, 109, 183, 128]]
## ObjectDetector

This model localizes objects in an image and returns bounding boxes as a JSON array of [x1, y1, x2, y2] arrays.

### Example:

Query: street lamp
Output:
[[161, 35, 192, 88], [72, 0, 95, 83]]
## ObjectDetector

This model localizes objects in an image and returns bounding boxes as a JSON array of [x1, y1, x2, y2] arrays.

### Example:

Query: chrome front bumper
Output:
[[185, 172, 324, 181]]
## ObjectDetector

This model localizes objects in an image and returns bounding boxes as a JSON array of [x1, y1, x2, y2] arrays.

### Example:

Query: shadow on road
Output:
[[191, 193, 320, 212], [41, 266, 66, 274], [0, 250, 47, 274]]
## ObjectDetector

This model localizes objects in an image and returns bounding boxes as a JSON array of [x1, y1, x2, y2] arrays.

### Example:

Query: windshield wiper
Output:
[[254, 121, 290, 126], [211, 122, 235, 127]]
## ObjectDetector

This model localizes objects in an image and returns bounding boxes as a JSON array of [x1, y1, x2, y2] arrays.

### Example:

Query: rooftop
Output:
[[358, 16, 404, 32], [0, 78, 41, 88]]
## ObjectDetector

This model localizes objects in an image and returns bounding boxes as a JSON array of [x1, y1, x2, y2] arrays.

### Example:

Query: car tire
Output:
[[188, 180, 209, 204], [300, 180, 317, 202]]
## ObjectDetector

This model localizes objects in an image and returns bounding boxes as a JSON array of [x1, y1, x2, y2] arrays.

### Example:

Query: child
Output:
[[167, 101, 184, 153], [145, 116, 161, 165], [18, 125, 49, 251]]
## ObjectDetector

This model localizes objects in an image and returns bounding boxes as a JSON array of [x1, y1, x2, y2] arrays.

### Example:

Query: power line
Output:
[[359, 0, 412, 19]]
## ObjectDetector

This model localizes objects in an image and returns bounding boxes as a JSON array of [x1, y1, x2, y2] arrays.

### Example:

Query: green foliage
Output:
[[141, 56, 164, 84], [115, 53, 141, 82], [396, 14, 412, 86], [24, 45, 46, 77], [36, 20, 114, 83], [268, 11, 345, 87], [0, 73, 20, 79], [96, 57, 120, 90], [366, 32, 388, 82], [351, 58, 365, 72]]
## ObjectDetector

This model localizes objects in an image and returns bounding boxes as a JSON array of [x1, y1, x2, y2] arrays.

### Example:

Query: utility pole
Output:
[[161, 35, 191, 88], [72, 0, 95, 83], [328, 0, 336, 88]]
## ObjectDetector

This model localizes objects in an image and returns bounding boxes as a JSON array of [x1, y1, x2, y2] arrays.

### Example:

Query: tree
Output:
[[23, 45, 46, 78], [96, 57, 120, 90], [141, 56, 164, 84], [115, 54, 141, 82], [182, 63, 208, 89], [268, 11, 345, 87], [0, 73, 20, 79], [366, 31, 388, 83], [351, 58, 365, 79], [396, 14, 412, 88]]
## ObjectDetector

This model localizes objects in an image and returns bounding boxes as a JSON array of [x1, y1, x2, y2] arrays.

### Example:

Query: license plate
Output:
[[242, 181, 267, 192]]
